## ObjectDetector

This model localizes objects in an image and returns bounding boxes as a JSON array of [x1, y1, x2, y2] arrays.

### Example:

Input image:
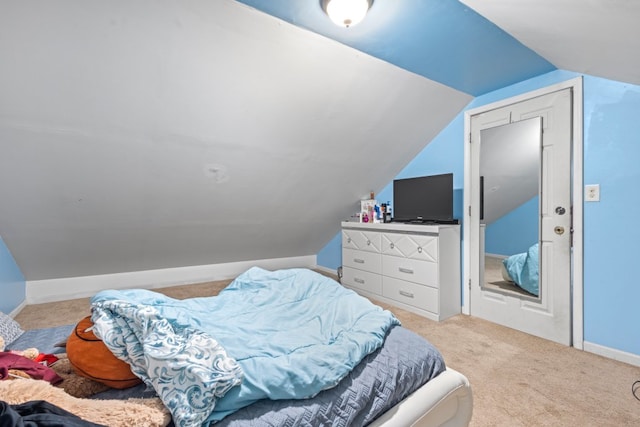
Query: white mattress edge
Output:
[[369, 367, 473, 427]]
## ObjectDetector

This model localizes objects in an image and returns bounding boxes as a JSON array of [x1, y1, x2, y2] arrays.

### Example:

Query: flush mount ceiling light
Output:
[[321, 0, 373, 28]]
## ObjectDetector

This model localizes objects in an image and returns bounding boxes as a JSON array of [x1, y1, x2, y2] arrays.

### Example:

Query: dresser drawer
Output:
[[383, 276, 438, 313], [343, 248, 381, 274], [342, 266, 383, 294], [342, 229, 381, 253], [381, 232, 438, 262], [382, 255, 438, 287]]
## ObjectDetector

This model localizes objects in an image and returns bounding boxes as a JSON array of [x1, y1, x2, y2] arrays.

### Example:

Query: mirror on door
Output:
[[479, 117, 542, 299]]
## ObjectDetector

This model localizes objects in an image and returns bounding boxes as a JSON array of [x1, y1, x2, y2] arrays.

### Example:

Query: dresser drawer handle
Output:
[[399, 290, 414, 298], [398, 267, 414, 274], [366, 240, 371, 246], [354, 258, 365, 264], [390, 243, 395, 249], [354, 278, 365, 284], [347, 237, 352, 243], [417, 246, 422, 253]]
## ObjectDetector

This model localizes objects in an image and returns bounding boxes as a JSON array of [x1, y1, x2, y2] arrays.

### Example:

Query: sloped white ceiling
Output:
[[237, 0, 557, 96], [461, 0, 640, 86], [0, 0, 471, 280]]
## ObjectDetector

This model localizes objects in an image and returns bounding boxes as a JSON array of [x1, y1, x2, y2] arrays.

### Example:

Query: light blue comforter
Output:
[[503, 243, 539, 296], [90, 267, 400, 426]]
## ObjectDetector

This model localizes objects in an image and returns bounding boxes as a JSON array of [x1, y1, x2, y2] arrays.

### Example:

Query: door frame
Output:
[[462, 77, 584, 349]]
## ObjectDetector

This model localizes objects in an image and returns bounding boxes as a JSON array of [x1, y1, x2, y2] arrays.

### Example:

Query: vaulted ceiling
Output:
[[238, 0, 640, 90], [1, 0, 637, 281]]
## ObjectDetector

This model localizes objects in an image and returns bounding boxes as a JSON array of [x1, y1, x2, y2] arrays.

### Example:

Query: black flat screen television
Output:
[[392, 173, 454, 223]]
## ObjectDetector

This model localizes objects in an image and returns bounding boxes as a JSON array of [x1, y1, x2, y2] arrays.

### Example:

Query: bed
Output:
[[4, 267, 473, 427], [501, 243, 539, 296]]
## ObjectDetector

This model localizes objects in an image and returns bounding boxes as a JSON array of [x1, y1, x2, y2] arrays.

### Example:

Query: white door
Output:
[[469, 88, 573, 345]]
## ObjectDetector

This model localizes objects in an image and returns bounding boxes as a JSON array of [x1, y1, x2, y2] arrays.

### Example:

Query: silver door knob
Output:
[[555, 206, 566, 215], [554, 226, 565, 235]]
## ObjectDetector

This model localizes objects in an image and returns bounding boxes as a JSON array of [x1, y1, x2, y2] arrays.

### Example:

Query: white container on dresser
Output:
[[341, 221, 461, 321]]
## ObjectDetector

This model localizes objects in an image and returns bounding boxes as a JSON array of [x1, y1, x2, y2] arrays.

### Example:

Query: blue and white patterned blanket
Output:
[[90, 267, 400, 426]]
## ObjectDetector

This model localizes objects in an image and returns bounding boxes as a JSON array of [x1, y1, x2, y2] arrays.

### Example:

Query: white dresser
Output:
[[341, 221, 461, 321]]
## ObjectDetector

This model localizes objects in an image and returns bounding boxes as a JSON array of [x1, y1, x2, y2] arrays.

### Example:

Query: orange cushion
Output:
[[66, 316, 142, 389]]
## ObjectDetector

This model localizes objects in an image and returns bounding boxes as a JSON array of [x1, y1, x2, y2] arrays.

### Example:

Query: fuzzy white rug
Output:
[[0, 378, 171, 427]]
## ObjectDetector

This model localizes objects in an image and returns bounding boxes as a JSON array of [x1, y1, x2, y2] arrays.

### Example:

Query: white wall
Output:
[[0, 0, 472, 281]]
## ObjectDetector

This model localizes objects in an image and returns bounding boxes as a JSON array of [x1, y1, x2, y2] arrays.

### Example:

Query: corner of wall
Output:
[[0, 236, 26, 314]]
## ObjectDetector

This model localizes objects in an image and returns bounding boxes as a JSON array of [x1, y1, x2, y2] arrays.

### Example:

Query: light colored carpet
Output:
[[14, 278, 640, 426]]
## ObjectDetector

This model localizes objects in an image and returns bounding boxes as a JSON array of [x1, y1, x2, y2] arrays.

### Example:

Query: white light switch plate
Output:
[[585, 184, 600, 202]]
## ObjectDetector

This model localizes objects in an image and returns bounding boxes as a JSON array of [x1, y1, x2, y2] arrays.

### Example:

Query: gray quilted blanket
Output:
[[215, 325, 445, 427], [9, 323, 445, 426]]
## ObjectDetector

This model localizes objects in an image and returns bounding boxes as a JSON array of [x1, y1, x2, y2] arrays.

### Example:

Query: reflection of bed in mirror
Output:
[[501, 243, 539, 296], [483, 254, 538, 298], [480, 224, 539, 298], [479, 117, 541, 300]]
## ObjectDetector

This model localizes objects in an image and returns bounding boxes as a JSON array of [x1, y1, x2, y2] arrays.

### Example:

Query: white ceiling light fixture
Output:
[[321, 0, 373, 28]]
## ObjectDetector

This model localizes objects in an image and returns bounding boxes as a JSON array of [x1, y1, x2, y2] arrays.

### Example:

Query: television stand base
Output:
[[395, 219, 460, 225]]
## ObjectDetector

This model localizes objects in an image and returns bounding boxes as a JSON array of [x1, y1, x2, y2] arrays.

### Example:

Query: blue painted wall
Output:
[[0, 237, 26, 314], [317, 232, 342, 272], [472, 72, 640, 356], [320, 69, 640, 358], [582, 75, 640, 356], [485, 196, 538, 256], [319, 70, 577, 270], [317, 113, 467, 271]]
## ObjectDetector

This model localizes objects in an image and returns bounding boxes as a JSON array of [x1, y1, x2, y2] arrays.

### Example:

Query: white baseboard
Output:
[[583, 341, 640, 367], [9, 300, 27, 318], [314, 265, 339, 278], [484, 252, 508, 260], [26, 255, 317, 305]]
